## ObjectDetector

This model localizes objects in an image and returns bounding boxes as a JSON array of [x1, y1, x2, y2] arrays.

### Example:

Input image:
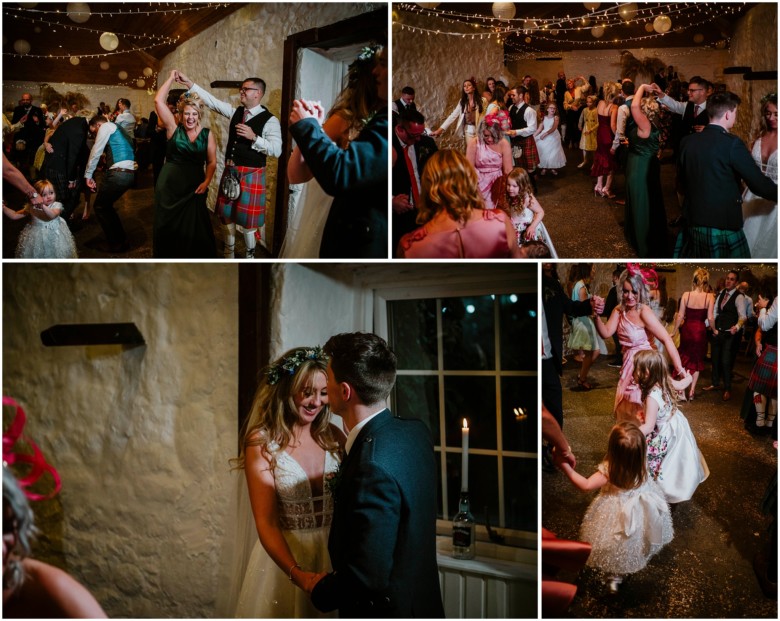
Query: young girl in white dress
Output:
[[555, 421, 673, 593], [633, 350, 710, 503], [3, 179, 77, 258], [227, 347, 343, 618], [533, 103, 566, 175], [502, 167, 558, 257]]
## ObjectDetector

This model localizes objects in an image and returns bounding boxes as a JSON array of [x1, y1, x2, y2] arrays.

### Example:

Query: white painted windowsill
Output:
[[435, 537, 537, 581]]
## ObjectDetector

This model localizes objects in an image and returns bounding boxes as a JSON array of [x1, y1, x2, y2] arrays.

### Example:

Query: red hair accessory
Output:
[[625, 263, 658, 289], [3, 396, 61, 501]]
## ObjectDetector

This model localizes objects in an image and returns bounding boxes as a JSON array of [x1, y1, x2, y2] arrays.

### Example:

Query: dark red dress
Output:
[[678, 306, 708, 372], [590, 113, 616, 176]]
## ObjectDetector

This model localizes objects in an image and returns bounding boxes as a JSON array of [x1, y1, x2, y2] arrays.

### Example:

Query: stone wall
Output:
[[3, 263, 238, 617], [158, 2, 384, 245]]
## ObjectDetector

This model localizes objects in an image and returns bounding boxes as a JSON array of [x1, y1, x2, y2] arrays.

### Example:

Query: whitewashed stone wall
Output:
[[3, 264, 238, 618], [3, 81, 154, 119], [158, 2, 384, 244]]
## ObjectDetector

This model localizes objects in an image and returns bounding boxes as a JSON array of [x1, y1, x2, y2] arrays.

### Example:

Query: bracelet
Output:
[[288, 563, 301, 582]]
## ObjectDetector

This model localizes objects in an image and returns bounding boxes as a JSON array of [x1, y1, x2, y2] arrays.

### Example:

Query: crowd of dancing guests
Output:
[[393, 54, 777, 259], [3, 43, 389, 259]]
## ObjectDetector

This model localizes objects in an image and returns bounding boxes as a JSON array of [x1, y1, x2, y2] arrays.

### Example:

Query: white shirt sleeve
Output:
[[189, 83, 235, 119], [439, 102, 462, 131], [657, 94, 687, 117], [612, 105, 629, 150], [518, 106, 537, 137], [84, 122, 115, 179], [758, 297, 778, 332], [252, 114, 282, 157]]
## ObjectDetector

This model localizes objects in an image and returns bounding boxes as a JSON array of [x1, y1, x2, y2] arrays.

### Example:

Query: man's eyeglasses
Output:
[[688, 88, 704, 92], [239, 87, 260, 94]]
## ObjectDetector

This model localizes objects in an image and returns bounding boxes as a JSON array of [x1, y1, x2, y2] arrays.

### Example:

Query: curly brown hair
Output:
[[417, 149, 485, 225]]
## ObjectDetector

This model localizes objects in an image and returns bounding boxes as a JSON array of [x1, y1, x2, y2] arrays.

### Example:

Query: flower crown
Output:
[[266, 347, 327, 386], [761, 92, 777, 105], [626, 263, 658, 289], [347, 44, 381, 85], [3, 396, 61, 501]]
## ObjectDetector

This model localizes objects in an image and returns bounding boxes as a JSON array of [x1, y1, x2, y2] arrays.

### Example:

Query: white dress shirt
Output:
[[758, 297, 778, 332], [344, 408, 386, 455], [657, 94, 706, 119], [190, 83, 282, 157], [511, 104, 538, 138], [84, 122, 137, 179], [611, 97, 633, 151]]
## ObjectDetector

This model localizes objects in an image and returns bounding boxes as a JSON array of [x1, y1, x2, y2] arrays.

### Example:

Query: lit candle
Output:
[[461, 418, 469, 492]]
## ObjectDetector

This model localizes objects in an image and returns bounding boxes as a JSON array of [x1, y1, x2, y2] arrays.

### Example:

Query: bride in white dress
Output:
[[225, 347, 343, 618], [742, 95, 778, 258], [281, 46, 381, 258]]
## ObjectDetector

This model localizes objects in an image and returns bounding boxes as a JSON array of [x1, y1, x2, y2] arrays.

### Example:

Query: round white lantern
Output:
[[66, 3, 90, 23], [492, 2, 516, 21], [591, 25, 605, 39], [653, 15, 672, 34], [100, 60, 110, 70], [136, 79, 145, 88], [13, 39, 31, 55], [693, 33, 704, 44], [583, 2, 600, 10], [142, 66, 153, 77], [118, 70, 128, 80], [619, 3, 638, 21], [644, 22, 654, 33], [69, 56, 80, 65], [99, 32, 119, 51]]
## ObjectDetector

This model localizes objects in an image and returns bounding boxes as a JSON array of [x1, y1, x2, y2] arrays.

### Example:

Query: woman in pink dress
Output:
[[590, 82, 620, 198], [397, 149, 520, 259], [466, 118, 513, 209], [672, 267, 715, 400], [593, 265, 685, 423]]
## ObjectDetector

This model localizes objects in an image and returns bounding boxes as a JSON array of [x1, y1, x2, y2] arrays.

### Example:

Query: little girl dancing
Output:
[[501, 167, 558, 257], [632, 350, 710, 503], [555, 421, 673, 593], [3, 179, 77, 258]]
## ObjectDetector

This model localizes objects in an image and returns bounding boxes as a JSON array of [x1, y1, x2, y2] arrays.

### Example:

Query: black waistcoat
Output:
[[715, 289, 740, 331], [681, 101, 709, 136], [510, 103, 529, 130], [227, 107, 273, 167]]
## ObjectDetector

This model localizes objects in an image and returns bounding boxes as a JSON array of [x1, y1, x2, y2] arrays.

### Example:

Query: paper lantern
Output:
[[69, 56, 80, 65], [581, 16, 591, 26], [693, 33, 704, 44], [118, 70, 128, 80], [99, 32, 119, 51], [583, 2, 600, 10], [143, 67, 154, 77], [524, 36, 531, 43], [644, 22, 654, 33], [13, 39, 31, 55], [550, 29, 559, 36], [619, 3, 638, 21], [67, 3, 90, 23], [591, 25, 605, 39], [136, 79, 145, 88], [653, 15, 672, 34], [100, 60, 110, 70], [492, 3, 516, 21]]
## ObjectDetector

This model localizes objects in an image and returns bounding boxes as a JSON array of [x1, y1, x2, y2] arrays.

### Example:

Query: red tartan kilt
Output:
[[748, 344, 778, 398], [514, 136, 540, 171], [216, 165, 267, 229]]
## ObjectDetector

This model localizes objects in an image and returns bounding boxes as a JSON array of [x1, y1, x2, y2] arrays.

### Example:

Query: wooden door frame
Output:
[[272, 8, 387, 256]]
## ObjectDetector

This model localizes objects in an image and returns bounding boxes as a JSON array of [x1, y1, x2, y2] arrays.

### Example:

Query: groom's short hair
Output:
[[324, 332, 397, 405], [244, 77, 266, 95]]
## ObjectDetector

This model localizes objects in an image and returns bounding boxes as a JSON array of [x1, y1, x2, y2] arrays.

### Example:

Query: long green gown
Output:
[[624, 125, 668, 258], [153, 125, 217, 258]]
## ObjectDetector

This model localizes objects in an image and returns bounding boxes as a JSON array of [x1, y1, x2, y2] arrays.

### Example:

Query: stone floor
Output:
[[534, 144, 681, 259], [3, 166, 273, 260], [543, 344, 778, 618]]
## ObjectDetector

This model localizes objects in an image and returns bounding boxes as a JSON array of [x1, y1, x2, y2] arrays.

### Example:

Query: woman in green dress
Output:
[[153, 70, 218, 257], [625, 84, 668, 258]]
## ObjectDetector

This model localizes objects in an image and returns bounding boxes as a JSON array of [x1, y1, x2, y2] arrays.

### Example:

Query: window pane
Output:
[[389, 299, 438, 370], [502, 376, 537, 453], [446, 453, 498, 525], [444, 376, 496, 450], [500, 293, 537, 371], [504, 457, 536, 531], [394, 375, 440, 446], [442, 296, 495, 370]]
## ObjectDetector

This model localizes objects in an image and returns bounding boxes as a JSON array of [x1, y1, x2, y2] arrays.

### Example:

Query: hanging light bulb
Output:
[[13, 39, 31, 55], [492, 2, 516, 21], [653, 15, 672, 34], [99, 32, 119, 51], [66, 2, 91, 23]]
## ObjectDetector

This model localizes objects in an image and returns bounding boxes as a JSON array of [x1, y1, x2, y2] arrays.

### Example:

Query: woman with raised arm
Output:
[[152, 69, 217, 258]]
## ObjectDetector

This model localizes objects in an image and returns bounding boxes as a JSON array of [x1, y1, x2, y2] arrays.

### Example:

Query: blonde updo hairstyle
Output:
[[602, 81, 621, 103], [692, 267, 710, 291], [417, 149, 485, 225], [177, 92, 204, 122]]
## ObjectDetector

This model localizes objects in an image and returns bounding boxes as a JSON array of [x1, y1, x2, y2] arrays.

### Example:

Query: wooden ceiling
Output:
[[2, 2, 245, 89], [395, 2, 759, 54]]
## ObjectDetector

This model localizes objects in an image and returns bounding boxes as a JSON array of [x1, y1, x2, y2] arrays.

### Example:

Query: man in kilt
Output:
[[508, 85, 540, 193], [675, 91, 777, 258], [178, 72, 282, 258], [749, 293, 778, 432]]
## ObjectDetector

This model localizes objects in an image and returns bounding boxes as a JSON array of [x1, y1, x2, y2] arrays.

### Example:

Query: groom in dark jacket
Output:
[[310, 332, 444, 618]]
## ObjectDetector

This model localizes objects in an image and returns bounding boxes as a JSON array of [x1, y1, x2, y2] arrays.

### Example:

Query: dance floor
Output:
[[543, 347, 777, 618]]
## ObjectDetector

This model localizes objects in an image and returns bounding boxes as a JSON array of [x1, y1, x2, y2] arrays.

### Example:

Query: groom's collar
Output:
[[344, 408, 387, 455]]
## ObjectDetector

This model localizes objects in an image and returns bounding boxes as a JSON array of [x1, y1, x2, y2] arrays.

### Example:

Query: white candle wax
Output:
[[461, 418, 469, 492]]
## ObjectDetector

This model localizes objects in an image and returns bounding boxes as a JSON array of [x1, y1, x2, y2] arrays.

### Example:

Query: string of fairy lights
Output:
[[394, 2, 742, 55], [4, 3, 231, 18]]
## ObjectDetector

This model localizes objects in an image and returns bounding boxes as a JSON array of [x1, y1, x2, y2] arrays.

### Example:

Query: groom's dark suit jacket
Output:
[[311, 409, 444, 618]]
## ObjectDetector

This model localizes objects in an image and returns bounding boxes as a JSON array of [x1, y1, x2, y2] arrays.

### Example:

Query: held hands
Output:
[[590, 295, 605, 315], [289, 99, 325, 126], [551, 444, 576, 470], [291, 567, 327, 595], [175, 71, 193, 89]]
